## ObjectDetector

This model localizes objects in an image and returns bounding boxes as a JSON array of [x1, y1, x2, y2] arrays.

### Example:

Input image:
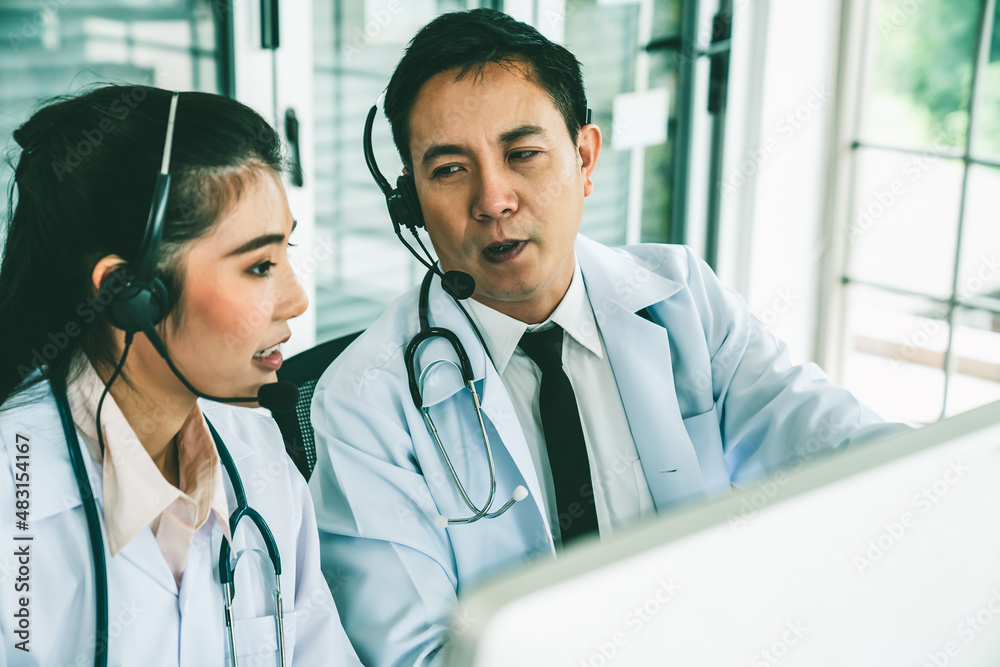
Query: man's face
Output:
[[407, 61, 601, 323]]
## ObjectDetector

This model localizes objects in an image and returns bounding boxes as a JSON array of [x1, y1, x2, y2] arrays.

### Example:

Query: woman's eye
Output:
[[250, 261, 276, 277]]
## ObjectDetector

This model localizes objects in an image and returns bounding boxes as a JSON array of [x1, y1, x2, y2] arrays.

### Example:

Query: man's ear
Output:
[[90, 255, 129, 295], [577, 124, 602, 197]]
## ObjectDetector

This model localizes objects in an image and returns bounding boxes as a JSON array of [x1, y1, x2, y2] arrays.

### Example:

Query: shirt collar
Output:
[[466, 260, 603, 375], [65, 356, 231, 556]]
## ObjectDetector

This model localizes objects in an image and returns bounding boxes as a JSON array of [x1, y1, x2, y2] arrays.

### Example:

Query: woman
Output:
[[0, 86, 362, 665]]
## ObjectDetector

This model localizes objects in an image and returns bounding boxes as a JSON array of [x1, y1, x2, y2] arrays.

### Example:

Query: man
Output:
[[308, 9, 899, 665]]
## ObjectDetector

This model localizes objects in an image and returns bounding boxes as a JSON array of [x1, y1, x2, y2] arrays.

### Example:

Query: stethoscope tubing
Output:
[[408, 270, 527, 526], [53, 380, 286, 666], [52, 376, 109, 667]]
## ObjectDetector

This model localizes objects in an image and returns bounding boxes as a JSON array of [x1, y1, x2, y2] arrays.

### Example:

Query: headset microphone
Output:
[[362, 105, 476, 301]]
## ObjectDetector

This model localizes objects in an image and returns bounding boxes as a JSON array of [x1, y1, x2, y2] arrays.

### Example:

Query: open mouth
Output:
[[482, 240, 526, 263], [253, 343, 281, 358], [252, 336, 288, 371]]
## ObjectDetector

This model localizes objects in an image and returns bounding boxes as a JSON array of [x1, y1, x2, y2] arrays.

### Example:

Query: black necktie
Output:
[[518, 325, 599, 544]]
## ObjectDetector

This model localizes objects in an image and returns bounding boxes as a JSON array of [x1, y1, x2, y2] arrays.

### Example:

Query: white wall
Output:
[[719, 0, 845, 365]]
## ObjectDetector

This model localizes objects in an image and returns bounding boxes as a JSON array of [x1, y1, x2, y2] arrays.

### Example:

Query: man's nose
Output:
[[471, 164, 518, 221]]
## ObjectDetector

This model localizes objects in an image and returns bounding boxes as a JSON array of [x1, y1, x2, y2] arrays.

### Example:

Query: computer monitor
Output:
[[445, 400, 1000, 666]]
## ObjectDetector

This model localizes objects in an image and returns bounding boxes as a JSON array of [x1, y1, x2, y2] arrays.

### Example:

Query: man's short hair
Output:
[[384, 8, 587, 167]]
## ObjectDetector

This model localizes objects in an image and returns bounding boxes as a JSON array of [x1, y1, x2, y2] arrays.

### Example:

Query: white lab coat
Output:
[[0, 381, 362, 666], [309, 236, 903, 666]]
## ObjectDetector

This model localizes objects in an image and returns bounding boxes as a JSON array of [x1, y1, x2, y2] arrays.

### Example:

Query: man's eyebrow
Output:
[[498, 124, 547, 144], [419, 126, 549, 168], [226, 220, 296, 256], [421, 144, 468, 168]]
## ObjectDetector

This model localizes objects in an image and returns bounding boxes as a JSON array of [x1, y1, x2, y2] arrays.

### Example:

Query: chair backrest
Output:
[[271, 330, 363, 480]]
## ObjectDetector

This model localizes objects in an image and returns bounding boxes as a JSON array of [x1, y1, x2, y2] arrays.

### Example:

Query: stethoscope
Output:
[[50, 375, 286, 667], [405, 270, 528, 528]]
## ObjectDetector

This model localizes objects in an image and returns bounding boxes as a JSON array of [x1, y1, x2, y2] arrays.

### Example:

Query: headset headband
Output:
[[134, 91, 179, 284]]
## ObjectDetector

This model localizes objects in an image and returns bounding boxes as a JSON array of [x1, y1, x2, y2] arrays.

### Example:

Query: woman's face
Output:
[[152, 168, 307, 401]]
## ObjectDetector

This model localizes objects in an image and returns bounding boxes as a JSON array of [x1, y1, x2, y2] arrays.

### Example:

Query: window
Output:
[[837, 0, 1000, 423], [0, 1, 226, 216]]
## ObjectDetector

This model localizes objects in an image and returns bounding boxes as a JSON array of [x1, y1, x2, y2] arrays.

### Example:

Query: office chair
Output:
[[271, 330, 363, 480]]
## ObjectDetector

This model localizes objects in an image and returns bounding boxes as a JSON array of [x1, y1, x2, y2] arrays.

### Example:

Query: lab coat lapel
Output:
[[577, 238, 709, 510], [117, 526, 179, 596]]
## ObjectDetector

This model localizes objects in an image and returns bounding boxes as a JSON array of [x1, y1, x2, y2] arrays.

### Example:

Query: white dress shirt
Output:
[[466, 260, 656, 545]]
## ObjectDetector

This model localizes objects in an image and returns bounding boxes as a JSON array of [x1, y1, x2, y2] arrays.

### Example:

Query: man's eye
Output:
[[510, 150, 539, 161], [250, 261, 276, 277], [432, 165, 464, 178]]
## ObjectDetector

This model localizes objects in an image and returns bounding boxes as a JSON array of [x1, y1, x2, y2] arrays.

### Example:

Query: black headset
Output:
[[361, 110, 425, 233], [361, 100, 591, 301], [97, 91, 179, 337]]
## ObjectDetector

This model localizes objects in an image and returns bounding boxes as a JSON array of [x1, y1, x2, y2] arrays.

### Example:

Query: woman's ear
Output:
[[90, 255, 129, 295]]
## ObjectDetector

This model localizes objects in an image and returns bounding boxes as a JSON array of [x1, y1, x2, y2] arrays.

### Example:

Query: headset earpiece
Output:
[[100, 269, 169, 334], [395, 173, 425, 230], [100, 91, 178, 337]]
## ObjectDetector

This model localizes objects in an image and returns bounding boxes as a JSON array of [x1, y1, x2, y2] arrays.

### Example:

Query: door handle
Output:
[[261, 0, 280, 49], [285, 108, 304, 187]]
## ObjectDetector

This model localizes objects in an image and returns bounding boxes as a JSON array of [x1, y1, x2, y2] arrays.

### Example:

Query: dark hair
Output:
[[0, 85, 283, 406], [384, 8, 586, 167]]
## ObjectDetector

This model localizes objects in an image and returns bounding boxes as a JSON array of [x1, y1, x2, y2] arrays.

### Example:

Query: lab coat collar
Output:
[[414, 235, 683, 408], [464, 260, 603, 376], [573, 235, 683, 314]]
